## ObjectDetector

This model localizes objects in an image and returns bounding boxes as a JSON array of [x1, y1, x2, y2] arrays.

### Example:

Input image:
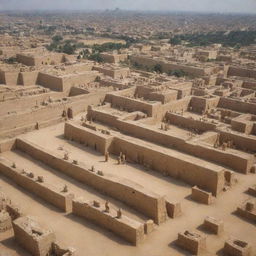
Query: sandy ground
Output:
[[0, 122, 256, 256]]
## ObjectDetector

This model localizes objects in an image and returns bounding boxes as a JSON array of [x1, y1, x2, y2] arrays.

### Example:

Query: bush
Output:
[[153, 64, 163, 73], [52, 35, 63, 42], [168, 69, 186, 77]]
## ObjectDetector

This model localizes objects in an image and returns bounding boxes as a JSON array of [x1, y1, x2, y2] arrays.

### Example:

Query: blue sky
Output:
[[0, 0, 256, 13]]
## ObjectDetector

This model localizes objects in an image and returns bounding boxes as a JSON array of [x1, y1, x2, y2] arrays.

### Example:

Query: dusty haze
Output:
[[0, 0, 256, 13]]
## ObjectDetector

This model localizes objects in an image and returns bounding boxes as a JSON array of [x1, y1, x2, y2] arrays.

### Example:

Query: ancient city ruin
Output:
[[0, 4, 256, 256]]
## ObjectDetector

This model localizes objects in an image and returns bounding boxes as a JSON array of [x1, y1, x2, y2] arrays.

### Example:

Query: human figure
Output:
[[117, 156, 121, 165], [121, 154, 126, 164], [64, 152, 69, 160], [105, 151, 109, 162], [67, 107, 73, 119], [63, 185, 68, 192], [62, 110, 67, 118], [222, 143, 227, 151], [105, 201, 110, 213], [117, 208, 122, 219]]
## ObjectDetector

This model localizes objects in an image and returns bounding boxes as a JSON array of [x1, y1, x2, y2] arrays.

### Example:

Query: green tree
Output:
[[52, 35, 63, 42], [153, 64, 163, 73]]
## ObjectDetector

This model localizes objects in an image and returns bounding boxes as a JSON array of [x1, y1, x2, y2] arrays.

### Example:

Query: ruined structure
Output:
[[0, 11, 256, 256]]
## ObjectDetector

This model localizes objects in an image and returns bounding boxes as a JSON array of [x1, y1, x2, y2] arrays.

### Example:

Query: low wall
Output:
[[0, 157, 73, 212], [219, 130, 256, 154], [16, 54, 35, 66], [37, 72, 64, 92], [0, 90, 108, 138], [0, 91, 64, 116], [20, 71, 39, 86], [218, 97, 256, 115], [86, 108, 250, 173], [72, 198, 145, 245], [16, 138, 167, 224], [165, 112, 216, 133], [105, 93, 160, 117], [64, 122, 114, 155], [228, 66, 256, 79], [62, 72, 98, 94], [0, 138, 16, 153], [64, 122, 227, 195], [130, 55, 212, 77], [4, 71, 20, 85], [111, 137, 225, 196], [189, 96, 219, 114]]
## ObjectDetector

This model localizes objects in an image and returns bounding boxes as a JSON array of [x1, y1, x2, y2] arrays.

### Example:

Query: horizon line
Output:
[[0, 9, 256, 15]]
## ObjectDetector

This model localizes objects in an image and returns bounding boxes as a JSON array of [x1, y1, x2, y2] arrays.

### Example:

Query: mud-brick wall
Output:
[[0, 92, 63, 116], [165, 112, 216, 133], [4, 71, 19, 85], [105, 93, 161, 117], [87, 107, 120, 128], [16, 138, 167, 224], [20, 71, 39, 86], [114, 120, 252, 173], [16, 54, 35, 66], [189, 96, 206, 113], [0, 158, 73, 212], [72, 199, 144, 245], [0, 138, 16, 153], [228, 66, 256, 79], [0, 91, 108, 134], [184, 142, 253, 174], [218, 97, 256, 115], [111, 137, 225, 196], [219, 130, 256, 154], [0, 70, 5, 83], [13, 217, 56, 256], [64, 122, 114, 154], [62, 72, 98, 94], [242, 81, 256, 91], [189, 96, 219, 114], [231, 118, 253, 135], [157, 97, 191, 122], [37, 72, 64, 91]]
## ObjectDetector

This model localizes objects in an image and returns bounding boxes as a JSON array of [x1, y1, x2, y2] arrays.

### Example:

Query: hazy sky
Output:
[[0, 0, 256, 13]]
